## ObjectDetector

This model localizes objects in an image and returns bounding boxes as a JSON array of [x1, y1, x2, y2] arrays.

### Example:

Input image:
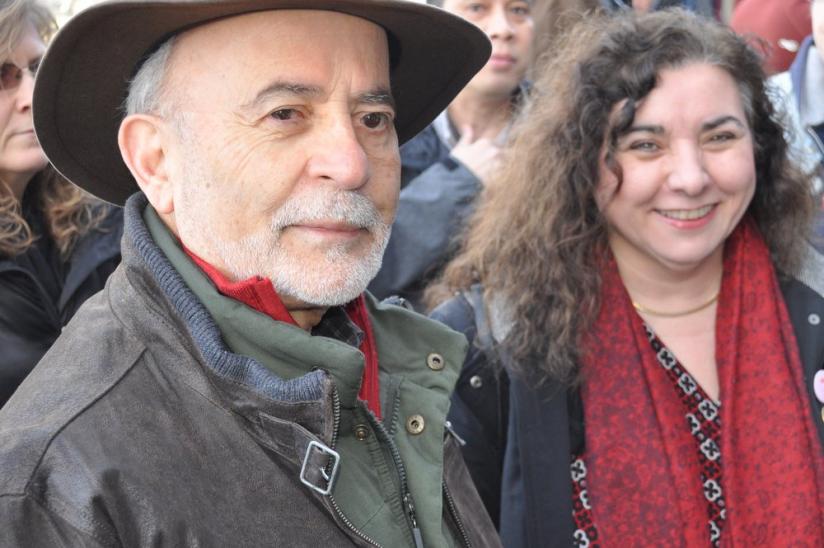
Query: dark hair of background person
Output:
[[426, 8, 815, 384], [0, 0, 106, 259], [528, 0, 718, 76], [530, 0, 600, 70]]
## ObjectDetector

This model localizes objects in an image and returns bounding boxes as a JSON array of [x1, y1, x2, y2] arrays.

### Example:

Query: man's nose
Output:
[[306, 118, 370, 189], [666, 144, 709, 195], [486, 6, 515, 41]]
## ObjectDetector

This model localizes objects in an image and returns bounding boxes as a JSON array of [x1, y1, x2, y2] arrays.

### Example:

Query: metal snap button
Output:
[[353, 424, 370, 441], [809, 313, 821, 326], [406, 414, 425, 435], [469, 375, 483, 389], [427, 353, 445, 371]]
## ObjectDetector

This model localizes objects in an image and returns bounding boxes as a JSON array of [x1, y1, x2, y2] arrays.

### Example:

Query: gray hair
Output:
[[124, 37, 176, 117]]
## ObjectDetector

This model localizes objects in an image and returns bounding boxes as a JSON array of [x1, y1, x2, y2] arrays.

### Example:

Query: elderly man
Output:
[[368, 0, 534, 311], [0, 1, 500, 546]]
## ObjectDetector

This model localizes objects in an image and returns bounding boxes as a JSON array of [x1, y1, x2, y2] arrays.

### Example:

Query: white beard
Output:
[[173, 127, 391, 307], [210, 190, 390, 306]]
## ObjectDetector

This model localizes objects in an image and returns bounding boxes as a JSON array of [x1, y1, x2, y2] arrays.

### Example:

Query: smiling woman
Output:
[[427, 8, 824, 547], [0, 0, 121, 407]]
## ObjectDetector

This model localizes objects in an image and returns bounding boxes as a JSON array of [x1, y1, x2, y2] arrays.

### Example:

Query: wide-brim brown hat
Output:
[[33, 0, 490, 205]]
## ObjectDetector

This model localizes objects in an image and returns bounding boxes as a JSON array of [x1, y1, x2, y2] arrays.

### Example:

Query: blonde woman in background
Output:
[[0, 0, 121, 407]]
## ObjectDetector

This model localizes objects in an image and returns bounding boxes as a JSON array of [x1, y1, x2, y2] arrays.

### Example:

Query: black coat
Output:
[[367, 124, 481, 311], [431, 254, 824, 548], [0, 203, 122, 406], [369, 83, 529, 312]]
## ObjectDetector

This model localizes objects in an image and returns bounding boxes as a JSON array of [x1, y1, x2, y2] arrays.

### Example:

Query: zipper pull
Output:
[[403, 492, 424, 548], [412, 528, 424, 548], [444, 420, 466, 447]]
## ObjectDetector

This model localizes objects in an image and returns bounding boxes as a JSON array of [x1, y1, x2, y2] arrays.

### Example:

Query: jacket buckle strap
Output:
[[299, 440, 340, 496]]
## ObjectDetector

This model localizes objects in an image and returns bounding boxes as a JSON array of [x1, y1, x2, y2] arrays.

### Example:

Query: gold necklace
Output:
[[631, 290, 720, 318]]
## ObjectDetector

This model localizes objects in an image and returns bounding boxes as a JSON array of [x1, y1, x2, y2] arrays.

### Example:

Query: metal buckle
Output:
[[299, 440, 340, 496]]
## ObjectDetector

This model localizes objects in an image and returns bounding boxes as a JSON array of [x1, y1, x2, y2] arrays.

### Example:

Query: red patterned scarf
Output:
[[581, 220, 824, 545], [185, 248, 381, 419]]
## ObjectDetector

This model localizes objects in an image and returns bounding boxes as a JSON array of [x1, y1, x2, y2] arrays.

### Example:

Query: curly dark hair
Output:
[[427, 9, 814, 384]]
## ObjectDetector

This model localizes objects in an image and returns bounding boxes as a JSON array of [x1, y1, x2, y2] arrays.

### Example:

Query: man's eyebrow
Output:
[[358, 88, 396, 111], [240, 83, 395, 112], [241, 81, 323, 111], [701, 115, 745, 132]]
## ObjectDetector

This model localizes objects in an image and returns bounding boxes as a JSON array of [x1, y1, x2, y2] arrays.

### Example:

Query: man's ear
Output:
[[118, 114, 175, 214]]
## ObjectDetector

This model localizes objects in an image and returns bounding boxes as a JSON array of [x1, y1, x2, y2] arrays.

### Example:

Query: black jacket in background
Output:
[[0, 199, 122, 406], [369, 83, 529, 312], [367, 122, 482, 311]]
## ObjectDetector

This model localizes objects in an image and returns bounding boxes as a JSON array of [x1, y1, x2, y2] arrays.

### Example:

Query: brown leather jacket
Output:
[[0, 194, 500, 548]]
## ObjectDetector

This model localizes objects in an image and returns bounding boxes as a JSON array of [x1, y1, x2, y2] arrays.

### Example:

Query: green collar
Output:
[[142, 204, 467, 410], [143, 205, 366, 406]]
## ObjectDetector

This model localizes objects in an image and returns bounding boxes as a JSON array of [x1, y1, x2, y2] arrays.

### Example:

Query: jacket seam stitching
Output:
[[22, 345, 148, 513]]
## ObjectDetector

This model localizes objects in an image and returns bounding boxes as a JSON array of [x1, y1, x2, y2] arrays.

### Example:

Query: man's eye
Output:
[[361, 112, 392, 130], [270, 108, 300, 121], [466, 3, 485, 13]]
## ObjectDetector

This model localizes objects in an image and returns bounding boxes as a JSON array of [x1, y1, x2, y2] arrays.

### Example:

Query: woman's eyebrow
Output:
[[701, 115, 745, 132], [624, 124, 664, 135]]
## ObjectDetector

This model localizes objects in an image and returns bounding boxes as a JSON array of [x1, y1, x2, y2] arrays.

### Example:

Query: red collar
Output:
[[185, 247, 297, 326]]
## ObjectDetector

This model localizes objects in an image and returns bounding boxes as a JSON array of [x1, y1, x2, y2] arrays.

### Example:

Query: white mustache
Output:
[[270, 191, 383, 231]]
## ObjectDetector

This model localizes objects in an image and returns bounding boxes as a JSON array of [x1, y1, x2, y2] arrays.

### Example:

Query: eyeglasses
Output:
[[0, 58, 40, 91]]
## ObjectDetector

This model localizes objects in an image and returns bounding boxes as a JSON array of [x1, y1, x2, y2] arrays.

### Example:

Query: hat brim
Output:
[[33, 0, 490, 205]]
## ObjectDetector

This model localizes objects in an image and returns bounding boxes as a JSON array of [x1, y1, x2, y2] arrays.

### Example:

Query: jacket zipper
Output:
[[320, 384, 431, 548], [442, 480, 472, 548], [325, 386, 383, 547], [365, 411, 424, 548]]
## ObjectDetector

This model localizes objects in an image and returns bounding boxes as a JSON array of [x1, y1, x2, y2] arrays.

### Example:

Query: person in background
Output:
[[368, 0, 534, 311], [731, 0, 811, 74], [770, 0, 824, 252], [430, 9, 824, 547], [0, 0, 121, 407]]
